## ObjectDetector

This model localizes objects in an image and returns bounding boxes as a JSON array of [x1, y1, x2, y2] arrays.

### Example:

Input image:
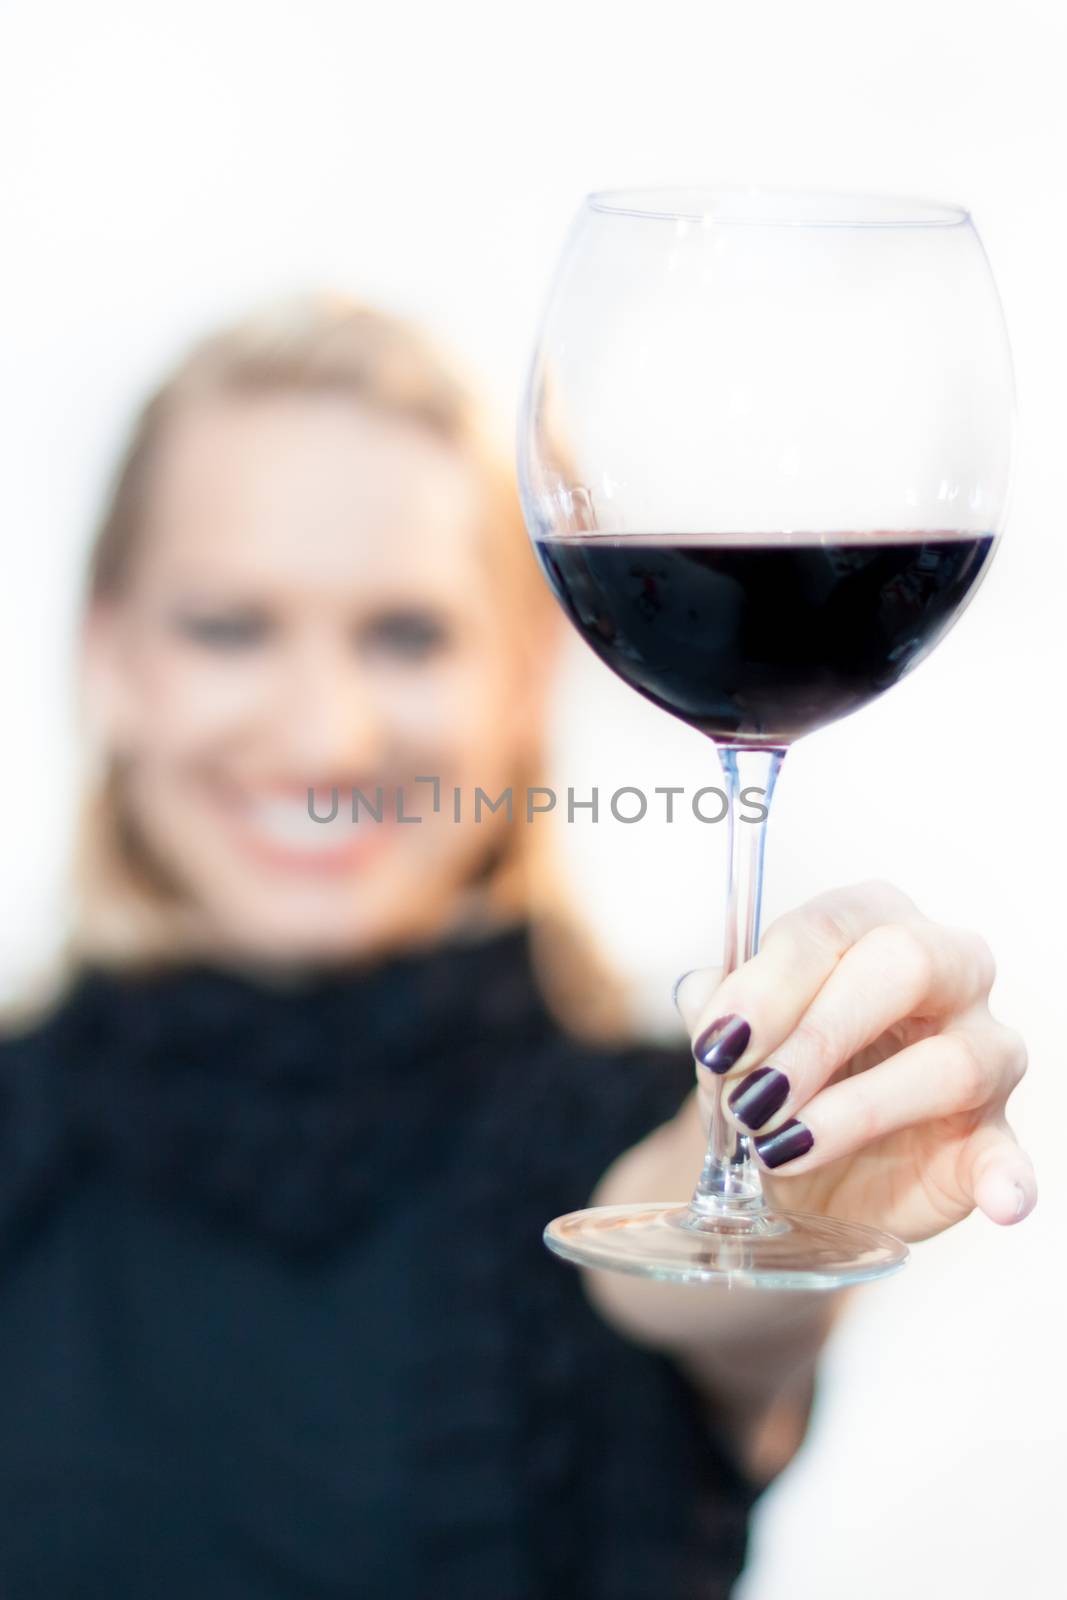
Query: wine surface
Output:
[[534, 532, 995, 744]]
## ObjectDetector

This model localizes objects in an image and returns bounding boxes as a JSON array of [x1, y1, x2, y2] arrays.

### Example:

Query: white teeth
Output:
[[243, 794, 376, 852]]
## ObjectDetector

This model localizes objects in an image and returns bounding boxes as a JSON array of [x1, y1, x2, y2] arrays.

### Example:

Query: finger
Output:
[[966, 1117, 1038, 1224], [673, 967, 729, 1120], [679, 879, 920, 1081], [672, 965, 724, 1035], [739, 1016, 1028, 1175], [722, 922, 1003, 1132]]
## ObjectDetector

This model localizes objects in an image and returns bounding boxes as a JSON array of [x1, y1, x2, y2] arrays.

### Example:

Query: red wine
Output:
[[534, 532, 996, 744]]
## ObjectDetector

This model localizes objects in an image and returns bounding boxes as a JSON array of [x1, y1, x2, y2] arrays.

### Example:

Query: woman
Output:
[[0, 296, 1035, 1600]]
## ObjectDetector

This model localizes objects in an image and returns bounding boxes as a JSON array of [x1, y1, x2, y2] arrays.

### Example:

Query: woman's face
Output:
[[85, 393, 541, 964]]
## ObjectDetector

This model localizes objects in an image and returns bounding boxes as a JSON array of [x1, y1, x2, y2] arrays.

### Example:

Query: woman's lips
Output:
[[213, 783, 399, 875]]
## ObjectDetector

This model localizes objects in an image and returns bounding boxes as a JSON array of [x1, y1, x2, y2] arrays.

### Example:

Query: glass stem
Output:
[[688, 745, 786, 1219]]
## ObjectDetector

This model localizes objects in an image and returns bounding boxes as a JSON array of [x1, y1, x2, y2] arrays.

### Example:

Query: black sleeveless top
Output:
[[0, 922, 761, 1599]]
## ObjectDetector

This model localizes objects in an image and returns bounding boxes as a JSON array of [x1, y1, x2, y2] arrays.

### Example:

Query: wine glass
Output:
[[516, 186, 1015, 1289]]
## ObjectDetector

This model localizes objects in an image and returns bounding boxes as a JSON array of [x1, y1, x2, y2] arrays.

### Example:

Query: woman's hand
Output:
[[676, 879, 1036, 1242], [583, 878, 1034, 1468]]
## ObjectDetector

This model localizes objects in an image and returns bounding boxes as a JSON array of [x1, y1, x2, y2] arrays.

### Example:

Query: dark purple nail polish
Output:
[[728, 1066, 790, 1131], [753, 1118, 813, 1168], [694, 1014, 751, 1074]]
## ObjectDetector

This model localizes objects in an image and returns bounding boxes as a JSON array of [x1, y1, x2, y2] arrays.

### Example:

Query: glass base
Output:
[[544, 1201, 908, 1290]]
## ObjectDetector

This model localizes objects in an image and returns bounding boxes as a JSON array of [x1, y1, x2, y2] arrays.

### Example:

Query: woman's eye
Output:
[[173, 613, 271, 649], [360, 611, 453, 661]]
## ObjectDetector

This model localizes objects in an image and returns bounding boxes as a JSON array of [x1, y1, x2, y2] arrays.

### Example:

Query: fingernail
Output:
[[753, 1118, 813, 1168], [1013, 1182, 1027, 1219], [728, 1066, 790, 1131], [693, 1014, 751, 1075]]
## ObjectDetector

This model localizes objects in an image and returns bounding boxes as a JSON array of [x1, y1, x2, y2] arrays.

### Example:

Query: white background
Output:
[[1, 2, 1064, 1594]]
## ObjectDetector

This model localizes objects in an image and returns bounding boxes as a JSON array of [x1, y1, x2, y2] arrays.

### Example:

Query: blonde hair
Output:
[[19, 294, 632, 1042]]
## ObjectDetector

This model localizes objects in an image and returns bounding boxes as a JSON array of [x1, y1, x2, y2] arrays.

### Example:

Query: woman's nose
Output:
[[273, 641, 390, 773]]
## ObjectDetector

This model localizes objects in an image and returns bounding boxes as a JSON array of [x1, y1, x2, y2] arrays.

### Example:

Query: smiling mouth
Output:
[[213, 783, 399, 874]]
